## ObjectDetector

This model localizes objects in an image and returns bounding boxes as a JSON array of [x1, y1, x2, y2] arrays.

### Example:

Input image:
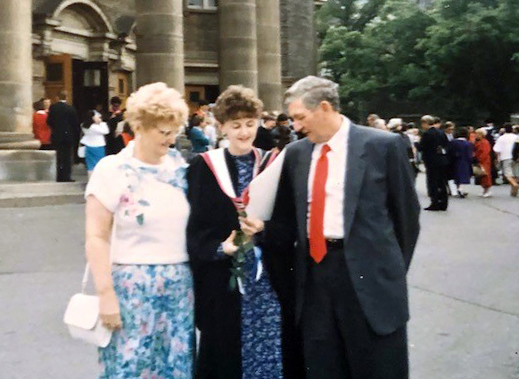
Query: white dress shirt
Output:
[[307, 117, 350, 239], [204, 124, 218, 149]]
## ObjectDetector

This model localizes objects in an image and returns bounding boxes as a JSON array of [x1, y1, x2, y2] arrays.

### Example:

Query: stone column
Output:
[[0, 0, 54, 182], [134, 0, 184, 92], [280, 0, 317, 81], [257, 0, 283, 111], [219, 0, 258, 92], [0, 0, 33, 134]]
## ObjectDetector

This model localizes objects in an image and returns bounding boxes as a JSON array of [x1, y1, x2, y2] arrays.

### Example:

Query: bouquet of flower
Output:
[[229, 211, 255, 291]]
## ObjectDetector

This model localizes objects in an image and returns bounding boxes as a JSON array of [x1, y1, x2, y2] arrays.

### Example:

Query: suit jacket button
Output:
[[360, 275, 364, 279]]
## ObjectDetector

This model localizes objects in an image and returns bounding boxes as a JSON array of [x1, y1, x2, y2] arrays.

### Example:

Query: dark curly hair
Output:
[[213, 85, 263, 124]]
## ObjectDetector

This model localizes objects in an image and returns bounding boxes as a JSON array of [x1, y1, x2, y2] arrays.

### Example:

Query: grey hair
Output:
[[284, 76, 341, 111]]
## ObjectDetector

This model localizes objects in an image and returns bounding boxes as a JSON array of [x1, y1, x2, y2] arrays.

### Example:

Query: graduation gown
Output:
[[187, 149, 295, 379]]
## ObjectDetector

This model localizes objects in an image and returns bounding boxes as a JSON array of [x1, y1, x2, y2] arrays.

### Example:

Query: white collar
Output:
[[316, 116, 350, 152]]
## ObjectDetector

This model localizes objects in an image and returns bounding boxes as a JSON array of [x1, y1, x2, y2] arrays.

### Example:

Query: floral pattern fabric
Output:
[[230, 152, 255, 196], [118, 148, 188, 226], [99, 264, 195, 379], [230, 151, 284, 379], [241, 250, 284, 379]]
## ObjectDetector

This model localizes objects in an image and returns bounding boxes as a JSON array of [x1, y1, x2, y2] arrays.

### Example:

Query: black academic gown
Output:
[[187, 151, 299, 379]]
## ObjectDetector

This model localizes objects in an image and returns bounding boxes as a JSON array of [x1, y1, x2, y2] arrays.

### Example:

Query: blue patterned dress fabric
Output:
[[230, 152, 284, 379], [99, 264, 195, 379]]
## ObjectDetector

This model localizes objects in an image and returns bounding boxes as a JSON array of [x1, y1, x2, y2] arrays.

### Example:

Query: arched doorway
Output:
[[39, 1, 116, 120]]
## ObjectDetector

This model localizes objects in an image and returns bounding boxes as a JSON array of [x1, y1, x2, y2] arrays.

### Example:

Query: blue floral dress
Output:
[[230, 153, 284, 379], [99, 264, 195, 379]]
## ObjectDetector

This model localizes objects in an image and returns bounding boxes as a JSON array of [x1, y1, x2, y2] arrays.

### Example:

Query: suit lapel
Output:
[[295, 139, 314, 244], [343, 124, 367, 243]]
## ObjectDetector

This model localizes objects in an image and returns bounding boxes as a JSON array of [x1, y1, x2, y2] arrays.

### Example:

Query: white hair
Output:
[[476, 127, 487, 137], [387, 118, 403, 130], [284, 76, 341, 111]]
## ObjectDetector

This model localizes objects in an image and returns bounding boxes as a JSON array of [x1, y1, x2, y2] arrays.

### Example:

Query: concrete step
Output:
[[0, 181, 86, 208], [0, 181, 86, 194]]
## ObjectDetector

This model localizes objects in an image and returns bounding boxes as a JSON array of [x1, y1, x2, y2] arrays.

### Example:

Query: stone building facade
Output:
[[29, 0, 316, 118], [0, 0, 316, 181]]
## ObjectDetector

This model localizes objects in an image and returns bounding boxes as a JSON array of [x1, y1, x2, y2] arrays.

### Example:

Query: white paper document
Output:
[[246, 150, 286, 221]]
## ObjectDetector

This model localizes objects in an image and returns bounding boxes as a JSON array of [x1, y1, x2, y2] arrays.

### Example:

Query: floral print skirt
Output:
[[99, 263, 195, 379], [241, 249, 283, 379]]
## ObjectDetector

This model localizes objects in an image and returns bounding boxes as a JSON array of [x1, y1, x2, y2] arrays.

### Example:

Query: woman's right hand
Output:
[[99, 289, 122, 330], [222, 230, 239, 256]]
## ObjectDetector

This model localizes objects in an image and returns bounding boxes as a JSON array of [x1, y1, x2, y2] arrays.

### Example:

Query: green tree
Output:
[[319, 0, 434, 121], [420, 0, 519, 123], [318, 0, 519, 124], [316, 0, 389, 38]]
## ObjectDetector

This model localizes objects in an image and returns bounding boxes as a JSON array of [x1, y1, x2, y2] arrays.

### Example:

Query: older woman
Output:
[[475, 127, 493, 197], [450, 127, 474, 198], [85, 82, 194, 378], [187, 86, 284, 379]]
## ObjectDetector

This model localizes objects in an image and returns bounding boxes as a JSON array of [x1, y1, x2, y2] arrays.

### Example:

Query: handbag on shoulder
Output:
[[63, 264, 112, 347]]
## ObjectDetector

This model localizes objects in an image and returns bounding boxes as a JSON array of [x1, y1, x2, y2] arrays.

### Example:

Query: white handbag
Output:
[[63, 264, 112, 347], [77, 145, 86, 158]]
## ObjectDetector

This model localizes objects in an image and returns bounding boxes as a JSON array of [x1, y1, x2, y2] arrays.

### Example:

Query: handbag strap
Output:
[[81, 263, 90, 294]]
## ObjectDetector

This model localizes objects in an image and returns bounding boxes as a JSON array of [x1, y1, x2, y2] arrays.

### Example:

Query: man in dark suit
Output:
[[253, 114, 276, 150], [47, 91, 80, 182], [419, 115, 450, 210], [266, 76, 420, 379]]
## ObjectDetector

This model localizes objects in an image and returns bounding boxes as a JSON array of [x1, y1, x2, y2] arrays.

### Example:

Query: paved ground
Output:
[[0, 174, 518, 378]]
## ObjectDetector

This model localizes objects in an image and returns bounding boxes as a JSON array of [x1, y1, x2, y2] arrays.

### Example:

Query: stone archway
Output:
[[33, 0, 118, 113], [52, 0, 114, 35]]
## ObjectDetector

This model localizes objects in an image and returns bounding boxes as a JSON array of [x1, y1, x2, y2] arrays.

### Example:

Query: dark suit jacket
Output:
[[419, 127, 449, 168], [46, 102, 80, 146], [253, 126, 276, 151], [266, 122, 420, 336]]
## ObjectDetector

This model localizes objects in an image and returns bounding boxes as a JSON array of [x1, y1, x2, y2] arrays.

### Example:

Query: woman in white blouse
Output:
[[85, 82, 194, 378], [80, 110, 109, 176]]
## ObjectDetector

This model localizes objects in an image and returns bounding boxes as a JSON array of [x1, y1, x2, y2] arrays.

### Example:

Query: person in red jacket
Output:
[[474, 128, 493, 197], [32, 100, 52, 150]]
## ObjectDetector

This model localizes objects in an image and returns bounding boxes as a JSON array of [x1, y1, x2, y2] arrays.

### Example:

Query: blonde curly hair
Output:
[[125, 82, 188, 131], [213, 85, 263, 124]]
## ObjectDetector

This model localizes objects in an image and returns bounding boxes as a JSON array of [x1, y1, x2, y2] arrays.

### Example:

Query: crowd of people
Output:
[[32, 94, 135, 182], [174, 102, 302, 162], [363, 113, 519, 211]]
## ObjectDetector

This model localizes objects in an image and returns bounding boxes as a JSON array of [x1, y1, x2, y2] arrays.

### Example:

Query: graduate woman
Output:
[[187, 86, 284, 379]]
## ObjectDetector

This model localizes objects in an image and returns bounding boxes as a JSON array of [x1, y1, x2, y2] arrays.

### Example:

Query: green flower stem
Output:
[[229, 211, 254, 291]]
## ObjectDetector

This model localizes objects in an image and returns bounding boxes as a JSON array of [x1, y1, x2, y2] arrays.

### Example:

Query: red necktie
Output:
[[309, 144, 330, 263]]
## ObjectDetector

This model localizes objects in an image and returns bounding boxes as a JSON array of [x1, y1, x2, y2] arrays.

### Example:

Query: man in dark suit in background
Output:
[[265, 76, 420, 379], [253, 114, 277, 150], [419, 115, 450, 210], [47, 91, 80, 182]]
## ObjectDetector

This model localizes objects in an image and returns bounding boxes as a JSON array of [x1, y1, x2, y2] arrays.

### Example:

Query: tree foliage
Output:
[[318, 0, 519, 124]]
